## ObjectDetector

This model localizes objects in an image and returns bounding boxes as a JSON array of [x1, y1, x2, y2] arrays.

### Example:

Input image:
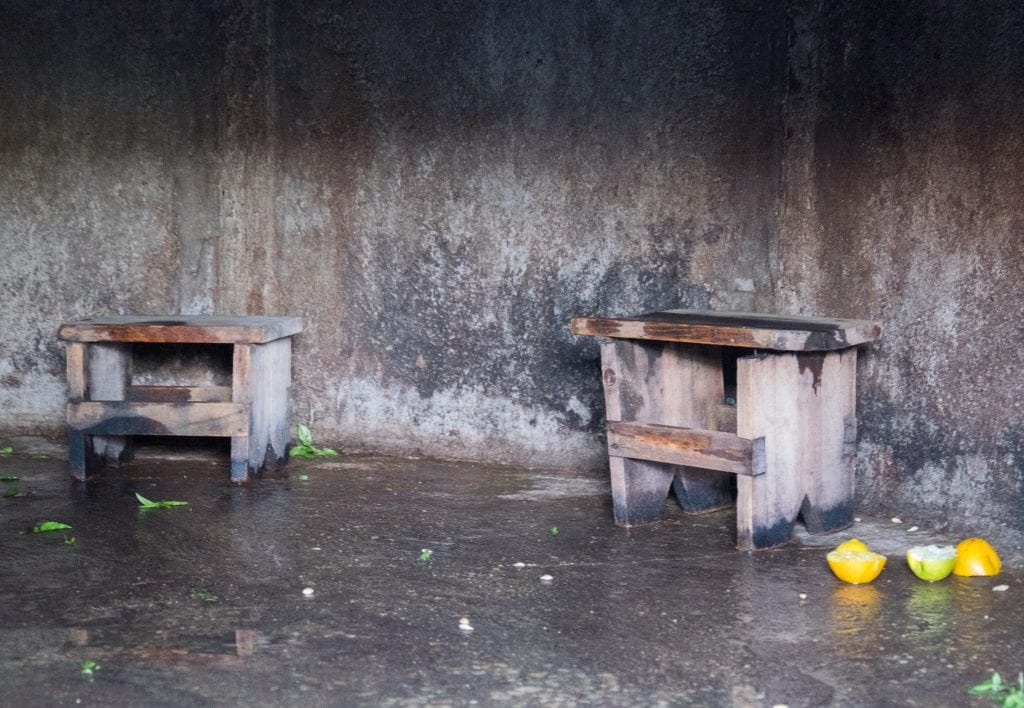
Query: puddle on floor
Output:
[[0, 450, 1021, 705]]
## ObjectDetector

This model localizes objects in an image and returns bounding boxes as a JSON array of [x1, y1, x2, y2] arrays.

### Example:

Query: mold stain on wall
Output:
[[0, 1, 1022, 535]]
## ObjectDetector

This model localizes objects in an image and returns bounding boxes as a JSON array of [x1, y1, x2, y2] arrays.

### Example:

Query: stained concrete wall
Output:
[[0, 0, 781, 465], [775, 2, 1024, 531], [1, 1, 1022, 533]]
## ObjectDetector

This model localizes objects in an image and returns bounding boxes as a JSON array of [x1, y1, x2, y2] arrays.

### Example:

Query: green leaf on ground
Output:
[[32, 521, 72, 533], [3, 487, 20, 497], [135, 492, 188, 509], [80, 659, 98, 676], [64, 535, 76, 545], [0, 447, 12, 456], [419, 548, 433, 561], [196, 589, 218, 602], [290, 424, 338, 459], [550, 527, 559, 536], [0, 475, 18, 482], [970, 671, 1024, 707]]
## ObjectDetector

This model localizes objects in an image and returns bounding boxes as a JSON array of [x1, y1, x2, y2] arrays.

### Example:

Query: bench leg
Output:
[[601, 340, 733, 525], [67, 343, 133, 479], [68, 431, 88, 481], [231, 339, 292, 482], [610, 457, 675, 525], [87, 343, 133, 467], [735, 350, 857, 550]]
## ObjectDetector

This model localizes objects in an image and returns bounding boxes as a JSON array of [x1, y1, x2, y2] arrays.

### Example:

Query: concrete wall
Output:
[[1, 1, 1021, 532], [776, 2, 1024, 530]]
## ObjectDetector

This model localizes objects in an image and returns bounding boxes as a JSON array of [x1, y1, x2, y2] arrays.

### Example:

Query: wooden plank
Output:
[[600, 340, 725, 426], [735, 350, 856, 550], [572, 309, 881, 351], [68, 402, 249, 437], [58, 316, 303, 344], [800, 350, 857, 534], [86, 343, 133, 467], [87, 343, 130, 401], [65, 342, 88, 480], [736, 354, 799, 550], [228, 338, 292, 481], [230, 344, 253, 481], [599, 340, 734, 520], [715, 403, 737, 434], [608, 456, 675, 526], [607, 422, 760, 476], [127, 385, 232, 403], [244, 338, 292, 477], [66, 342, 87, 402]]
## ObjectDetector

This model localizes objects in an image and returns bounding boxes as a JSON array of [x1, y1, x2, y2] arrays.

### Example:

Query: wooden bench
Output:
[[570, 310, 882, 550], [58, 316, 303, 482]]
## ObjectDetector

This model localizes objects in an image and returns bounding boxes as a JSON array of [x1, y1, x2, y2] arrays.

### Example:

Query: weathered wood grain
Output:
[[735, 350, 857, 550], [572, 309, 881, 351], [607, 421, 762, 476], [86, 343, 133, 470], [715, 403, 737, 434], [66, 343, 87, 402], [68, 402, 249, 437], [230, 344, 253, 482], [62, 317, 300, 482], [608, 455, 674, 526], [577, 308, 874, 549], [127, 385, 232, 403], [600, 340, 734, 522], [66, 343, 89, 479], [249, 338, 291, 478], [58, 316, 302, 344], [800, 351, 857, 534], [230, 338, 292, 481]]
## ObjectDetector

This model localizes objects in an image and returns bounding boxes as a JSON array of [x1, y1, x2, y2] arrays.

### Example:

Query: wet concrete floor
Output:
[[0, 438, 1021, 706]]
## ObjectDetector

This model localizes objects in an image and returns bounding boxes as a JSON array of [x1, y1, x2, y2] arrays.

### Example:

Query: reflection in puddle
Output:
[[64, 626, 263, 665], [950, 577, 997, 655], [235, 628, 257, 656], [830, 584, 882, 629], [828, 584, 882, 660], [904, 582, 953, 648]]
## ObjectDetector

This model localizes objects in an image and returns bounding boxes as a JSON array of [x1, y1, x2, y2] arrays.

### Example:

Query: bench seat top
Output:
[[570, 309, 881, 351], [59, 316, 303, 344]]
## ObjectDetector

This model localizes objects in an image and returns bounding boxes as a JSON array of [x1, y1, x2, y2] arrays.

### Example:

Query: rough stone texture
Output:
[[1, 1, 1022, 536]]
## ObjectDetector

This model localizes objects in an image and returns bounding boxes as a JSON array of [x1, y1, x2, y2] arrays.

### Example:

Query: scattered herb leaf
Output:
[[31, 453, 49, 460], [0, 475, 18, 482], [196, 589, 218, 602], [4, 487, 20, 497], [135, 492, 188, 509], [970, 672, 1024, 707], [289, 424, 338, 459], [0, 446, 11, 456], [64, 535, 76, 545], [419, 548, 433, 561], [80, 659, 98, 676], [32, 521, 72, 533], [550, 527, 559, 536]]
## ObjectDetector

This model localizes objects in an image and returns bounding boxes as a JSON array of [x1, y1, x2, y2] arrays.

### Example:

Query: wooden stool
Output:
[[571, 310, 882, 550], [58, 316, 303, 482]]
